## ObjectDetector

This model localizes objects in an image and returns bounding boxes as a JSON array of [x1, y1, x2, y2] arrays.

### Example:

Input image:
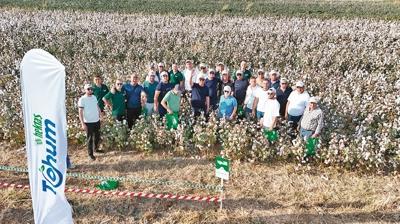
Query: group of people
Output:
[[78, 60, 324, 161]]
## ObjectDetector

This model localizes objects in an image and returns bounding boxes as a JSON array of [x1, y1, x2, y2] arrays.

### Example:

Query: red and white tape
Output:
[[0, 182, 221, 203]]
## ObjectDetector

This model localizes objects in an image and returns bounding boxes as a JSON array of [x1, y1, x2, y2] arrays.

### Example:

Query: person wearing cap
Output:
[[145, 63, 159, 82], [206, 69, 222, 111], [161, 84, 182, 115], [122, 73, 145, 129], [155, 62, 166, 81], [276, 78, 293, 117], [143, 71, 159, 116], [285, 81, 310, 131], [233, 70, 249, 115], [198, 63, 208, 79], [183, 59, 198, 92], [260, 88, 280, 130], [215, 62, 225, 79], [154, 71, 174, 117], [189, 72, 210, 117], [92, 75, 109, 115], [103, 78, 126, 122], [256, 69, 266, 87], [233, 61, 252, 81], [218, 70, 234, 98], [218, 86, 237, 120], [244, 76, 260, 118], [299, 97, 323, 140], [169, 63, 184, 88], [269, 70, 280, 90], [252, 79, 269, 119], [78, 84, 102, 161]]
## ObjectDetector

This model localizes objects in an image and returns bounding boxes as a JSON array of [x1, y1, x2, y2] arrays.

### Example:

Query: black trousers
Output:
[[85, 121, 100, 156], [127, 107, 141, 129]]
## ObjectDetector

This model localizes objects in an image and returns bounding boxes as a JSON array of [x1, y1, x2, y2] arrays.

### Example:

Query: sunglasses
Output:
[[224, 90, 230, 93], [87, 88, 93, 91], [199, 79, 205, 81], [201, 67, 206, 69], [116, 83, 123, 85], [237, 74, 242, 76], [267, 92, 274, 95]]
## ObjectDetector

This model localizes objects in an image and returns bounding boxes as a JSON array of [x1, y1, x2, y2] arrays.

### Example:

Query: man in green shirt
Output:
[[92, 75, 109, 114], [169, 63, 184, 89], [161, 84, 181, 114], [143, 72, 159, 115], [103, 79, 126, 122]]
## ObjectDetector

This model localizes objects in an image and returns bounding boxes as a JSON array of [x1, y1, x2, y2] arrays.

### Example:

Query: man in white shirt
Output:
[[252, 79, 269, 119], [285, 81, 310, 133], [244, 76, 260, 118], [260, 88, 280, 130], [78, 84, 102, 161], [183, 60, 198, 92]]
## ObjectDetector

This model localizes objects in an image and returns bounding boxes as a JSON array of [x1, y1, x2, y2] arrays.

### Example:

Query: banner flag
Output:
[[21, 49, 73, 224]]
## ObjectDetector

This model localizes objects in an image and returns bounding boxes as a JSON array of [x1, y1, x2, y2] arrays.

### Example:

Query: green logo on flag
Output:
[[215, 156, 229, 180]]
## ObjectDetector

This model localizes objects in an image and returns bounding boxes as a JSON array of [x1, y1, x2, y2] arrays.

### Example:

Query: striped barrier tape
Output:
[[0, 165, 222, 191], [0, 182, 221, 203]]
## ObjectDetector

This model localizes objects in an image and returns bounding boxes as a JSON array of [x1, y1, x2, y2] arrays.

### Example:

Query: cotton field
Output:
[[0, 9, 399, 171]]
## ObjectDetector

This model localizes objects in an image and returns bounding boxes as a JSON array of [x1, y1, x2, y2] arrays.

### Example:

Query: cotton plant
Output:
[[1, 9, 400, 171]]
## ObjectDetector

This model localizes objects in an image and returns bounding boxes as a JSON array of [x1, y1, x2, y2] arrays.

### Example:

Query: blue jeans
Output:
[[300, 128, 313, 141], [256, 110, 264, 120]]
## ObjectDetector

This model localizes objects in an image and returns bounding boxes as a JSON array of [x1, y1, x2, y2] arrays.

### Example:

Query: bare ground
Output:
[[0, 145, 399, 224]]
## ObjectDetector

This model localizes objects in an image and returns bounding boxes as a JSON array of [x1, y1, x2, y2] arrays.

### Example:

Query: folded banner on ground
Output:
[[21, 49, 73, 224]]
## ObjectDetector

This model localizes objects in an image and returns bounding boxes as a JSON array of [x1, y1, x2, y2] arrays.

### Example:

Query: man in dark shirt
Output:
[[234, 70, 249, 106], [122, 74, 144, 129], [276, 78, 293, 118], [190, 73, 210, 117], [205, 69, 221, 111], [154, 71, 174, 117], [92, 75, 109, 115], [219, 70, 234, 98], [269, 70, 281, 90]]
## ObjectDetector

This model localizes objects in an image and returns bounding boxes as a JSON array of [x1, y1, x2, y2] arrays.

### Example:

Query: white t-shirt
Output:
[[78, 95, 100, 123], [287, 91, 310, 116], [263, 99, 280, 128], [255, 88, 268, 112], [245, 85, 260, 109], [184, 68, 199, 91]]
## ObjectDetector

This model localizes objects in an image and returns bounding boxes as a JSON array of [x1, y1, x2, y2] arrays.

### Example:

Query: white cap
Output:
[[269, 70, 280, 77], [257, 69, 265, 74], [84, 84, 92, 90], [222, 70, 229, 75], [267, 88, 276, 94], [197, 73, 207, 81], [199, 63, 207, 68], [236, 70, 243, 75], [296, 81, 305, 87], [160, 71, 169, 77], [158, 62, 164, 67], [309, 96, 319, 104], [280, 78, 288, 84], [209, 69, 215, 74], [223, 85, 232, 92]]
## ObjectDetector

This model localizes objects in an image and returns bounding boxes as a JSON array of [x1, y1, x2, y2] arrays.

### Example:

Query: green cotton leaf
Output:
[[39, 165, 45, 172]]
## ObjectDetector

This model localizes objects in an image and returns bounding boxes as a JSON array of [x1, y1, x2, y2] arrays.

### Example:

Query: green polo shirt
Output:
[[162, 90, 181, 113], [92, 84, 109, 111], [169, 71, 184, 86], [143, 81, 158, 104], [103, 91, 126, 117]]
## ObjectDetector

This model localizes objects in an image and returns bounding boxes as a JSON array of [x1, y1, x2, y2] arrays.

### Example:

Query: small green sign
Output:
[[215, 156, 229, 180]]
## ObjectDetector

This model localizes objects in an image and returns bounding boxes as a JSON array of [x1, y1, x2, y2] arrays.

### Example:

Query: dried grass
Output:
[[0, 145, 399, 223]]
